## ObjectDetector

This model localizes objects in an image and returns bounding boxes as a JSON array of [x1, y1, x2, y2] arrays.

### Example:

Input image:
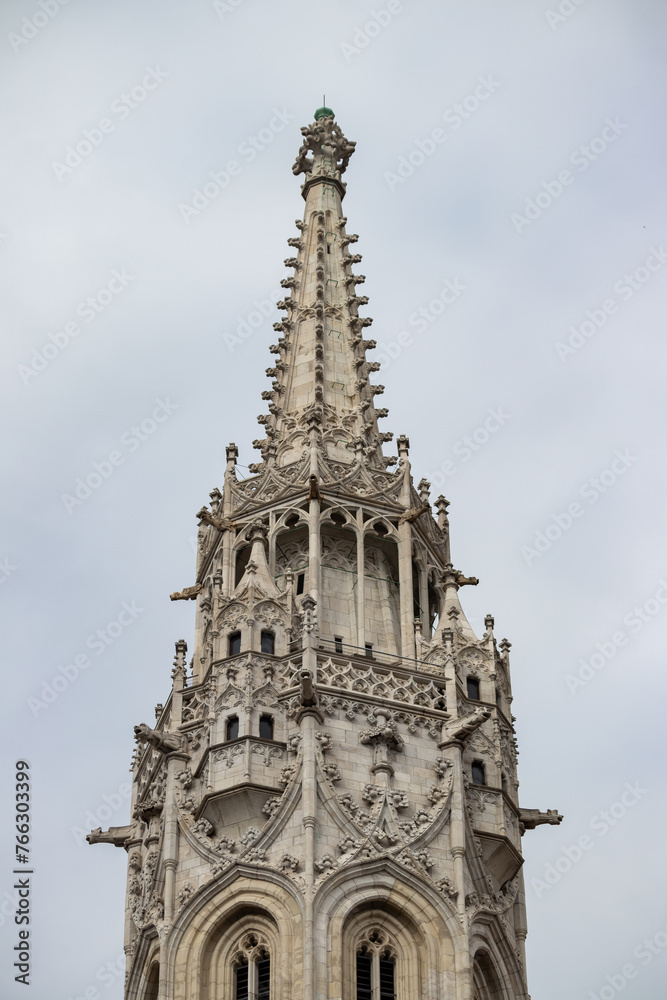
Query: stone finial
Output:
[[226, 443, 238, 464], [500, 638, 512, 655], [300, 594, 318, 634], [484, 614, 495, 631], [417, 478, 431, 503], [173, 640, 187, 670], [396, 434, 410, 458], [245, 521, 268, 545], [292, 114, 356, 181], [434, 495, 450, 529]]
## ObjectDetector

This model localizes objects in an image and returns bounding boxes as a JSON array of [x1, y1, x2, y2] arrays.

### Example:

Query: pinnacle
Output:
[[250, 112, 394, 474]]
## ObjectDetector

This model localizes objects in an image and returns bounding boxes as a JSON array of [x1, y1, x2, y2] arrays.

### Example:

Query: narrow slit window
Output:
[[260, 630, 275, 654], [257, 956, 270, 1000], [356, 953, 372, 1000], [365, 643, 373, 658], [471, 760, 486, 786], [259, 714, 274, 740], [226, 716, 239, 741], [379, 956, 396, 1000], [467, 676, 480, 700], [235, 960, 249, 1000], [229, 631, 241, 656], [334, 636, 343, 654], [296, 573, 305, 595]]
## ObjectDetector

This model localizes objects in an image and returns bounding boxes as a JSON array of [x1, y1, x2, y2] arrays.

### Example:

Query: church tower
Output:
[[88, 107, 562, 1000]]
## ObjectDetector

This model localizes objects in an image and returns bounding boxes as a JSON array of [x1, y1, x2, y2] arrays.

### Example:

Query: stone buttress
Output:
[[88, 107, 562, 1000]]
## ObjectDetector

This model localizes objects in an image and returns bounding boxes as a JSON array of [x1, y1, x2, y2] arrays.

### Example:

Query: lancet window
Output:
[[355, 929, 396, 1000], [232, 933, 271, 1000]]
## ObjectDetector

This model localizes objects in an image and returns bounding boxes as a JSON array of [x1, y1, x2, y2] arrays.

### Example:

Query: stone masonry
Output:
[[88, 107, 562, 1000]]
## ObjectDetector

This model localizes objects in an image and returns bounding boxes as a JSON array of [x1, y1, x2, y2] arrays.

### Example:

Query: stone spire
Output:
[[87, 107, 562, 1000], [252, 108, 393, 474]]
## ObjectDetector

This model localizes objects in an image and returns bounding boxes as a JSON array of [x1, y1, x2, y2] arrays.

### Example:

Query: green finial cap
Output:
[[314, 106, 334, 120]]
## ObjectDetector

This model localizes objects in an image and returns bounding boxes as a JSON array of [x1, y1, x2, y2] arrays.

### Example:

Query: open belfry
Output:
[[88, 107, 562, 1000]]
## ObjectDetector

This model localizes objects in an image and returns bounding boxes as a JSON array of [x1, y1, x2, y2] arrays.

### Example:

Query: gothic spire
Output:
[[251, 108, 393, 475]]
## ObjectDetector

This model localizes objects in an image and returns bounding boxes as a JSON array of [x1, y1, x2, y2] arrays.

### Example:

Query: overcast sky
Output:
[[2, 1, 667, 997]]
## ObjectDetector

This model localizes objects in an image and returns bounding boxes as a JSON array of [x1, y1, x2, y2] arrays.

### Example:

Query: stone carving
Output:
[[292, 116, 356, 180], [193, 818, 214, 838], [440, 706, 491, 745], [212, 743, 244, 769], [170, 583, 203, 602], [262, 796, 283, 819], [134, 724, 186, 755], [359, 719, 404, 752], [239, 827, 261, 847], [519, 808, 563, 831]]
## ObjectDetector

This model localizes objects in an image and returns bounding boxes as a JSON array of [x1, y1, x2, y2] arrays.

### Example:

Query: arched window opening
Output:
[[259, 714, 274, 740], [143, 961, 159, 1000], [471, 760, 486, 786], [229, 631, 241, 656], [330, 509, 347, 526], [467, 676, 480, 700], [296, 572, 305, 595], [373, 520, 389, 535], [260, 630, 275, 654], [356, 949, 372, 1000], [356, 930, 396, 1000], [226, 716, 239, 741], [285, 512, 299, 529], [257, 955, 271, 1000], [473, 950, 505, 999], [232, 934, 271, 1000], [379, 950, 396, 1000], [234, 958, 249, 1000]]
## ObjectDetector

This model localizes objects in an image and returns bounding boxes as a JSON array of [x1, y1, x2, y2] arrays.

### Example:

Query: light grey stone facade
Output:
[[88, 108, 561, 1000]]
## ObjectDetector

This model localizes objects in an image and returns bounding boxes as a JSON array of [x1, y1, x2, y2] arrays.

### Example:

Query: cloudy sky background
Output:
[[1, 0, 666, 997]]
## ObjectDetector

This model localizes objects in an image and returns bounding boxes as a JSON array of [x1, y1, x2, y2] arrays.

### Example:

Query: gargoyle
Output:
[[170, 583, 203, 602], [398, 501, 430, 525], [300, 670, 317, 708], [308, 474, 321, 501], [196, 508, 236, 533], [441, 706, 491, 744], [134, 723, 186, 755], [86, 824, 133, 847], [457, 574, 479, 587], [519, 808, 564, 832]]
